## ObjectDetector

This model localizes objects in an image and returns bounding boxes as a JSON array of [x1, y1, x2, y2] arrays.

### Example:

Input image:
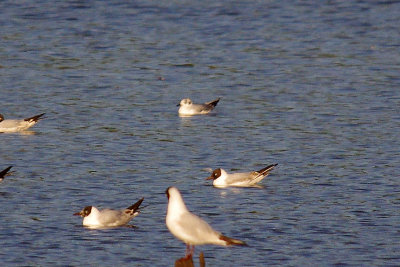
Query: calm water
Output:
[[1, 1, 399, 266]]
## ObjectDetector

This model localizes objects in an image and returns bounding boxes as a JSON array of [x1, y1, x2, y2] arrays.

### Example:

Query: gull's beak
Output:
[[73, 211, 82, 216], [176, 103, 181, 107], [206, 175, 214, 180]]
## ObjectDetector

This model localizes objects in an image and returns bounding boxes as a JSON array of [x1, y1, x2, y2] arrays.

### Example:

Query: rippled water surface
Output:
[[1, 1, 399, 266]]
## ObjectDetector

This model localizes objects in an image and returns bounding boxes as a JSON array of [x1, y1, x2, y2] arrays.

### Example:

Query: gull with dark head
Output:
[[0, 166, 13, 182], [206, 164, 278, 188], [165, 186, 246, 258], [74, 197, 144, 229], [177, 98, 220, 116], [0, 113, 45, 133]]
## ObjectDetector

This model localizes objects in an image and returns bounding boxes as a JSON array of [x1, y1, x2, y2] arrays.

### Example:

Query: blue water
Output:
[[1, 1, 399, 266]]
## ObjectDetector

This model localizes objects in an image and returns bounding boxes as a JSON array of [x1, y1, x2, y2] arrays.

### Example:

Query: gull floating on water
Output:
[[0, 113, 45, 133], [206, 164, 278, 188], [165, 186, 246, 257], [0, 166, 13, 182], [177, 98, 220, 116], [74, 198, 144, 229]]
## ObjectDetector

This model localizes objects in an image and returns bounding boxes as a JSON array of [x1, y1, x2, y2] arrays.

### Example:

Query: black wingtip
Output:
[[24, 113, 46, 122], [219, 234, 247, 246], [257, 163, 278, 174], [127, 197, 144, 212], [0, 166, 13, 179], [208, 98, 221, 108]]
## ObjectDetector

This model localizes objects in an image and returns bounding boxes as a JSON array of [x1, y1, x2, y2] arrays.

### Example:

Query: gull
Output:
[[165, 186, 246, 258], [0, 113, 45, 133], [177, 98, 220, 116], [206, 164, 278, 188], [0, 166, 13, 182], [74, 197, 144, 229]]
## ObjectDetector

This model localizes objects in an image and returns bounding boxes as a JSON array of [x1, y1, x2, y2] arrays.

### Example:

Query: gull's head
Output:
[[166, 186, 188, 213], [206, 168, 223, 180], [177, 98, 192, 107], [73, 206, 92, 217], [0, 114, 4, 122], [166, 186, 181, 200]]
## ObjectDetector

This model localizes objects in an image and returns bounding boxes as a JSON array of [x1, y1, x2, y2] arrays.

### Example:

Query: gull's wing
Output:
[[175, 211, 222, 245], [190, 98, 220, 113], [189, 104, 213, 113], [175, 211, 246, 246], [0, 119, 24, 128], [97, 209, 132, 226], [225, 172, 260, 185]]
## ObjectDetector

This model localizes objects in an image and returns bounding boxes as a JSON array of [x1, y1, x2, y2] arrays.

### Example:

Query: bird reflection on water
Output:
[[175, 252, 206, 267]]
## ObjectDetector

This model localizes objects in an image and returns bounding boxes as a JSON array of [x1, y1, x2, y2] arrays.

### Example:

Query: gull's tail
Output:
[[257, 163, 278, 176], [0, 166, 13, 179], [24, 113, 45, 123], [219, 234, 247, 246]]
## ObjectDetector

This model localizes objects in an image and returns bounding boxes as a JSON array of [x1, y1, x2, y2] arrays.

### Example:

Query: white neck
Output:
[[83, 206, 101, 226], [167, 188, 191, 220]]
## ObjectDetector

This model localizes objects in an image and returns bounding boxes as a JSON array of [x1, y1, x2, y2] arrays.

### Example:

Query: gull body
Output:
[[0, 113, 45, 133], [206, 164, 278, 188], [74, 198, 144, 229], [165, 187, 246, 256], [0, 166, 13, 182], [177, 98, 220, 116]]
